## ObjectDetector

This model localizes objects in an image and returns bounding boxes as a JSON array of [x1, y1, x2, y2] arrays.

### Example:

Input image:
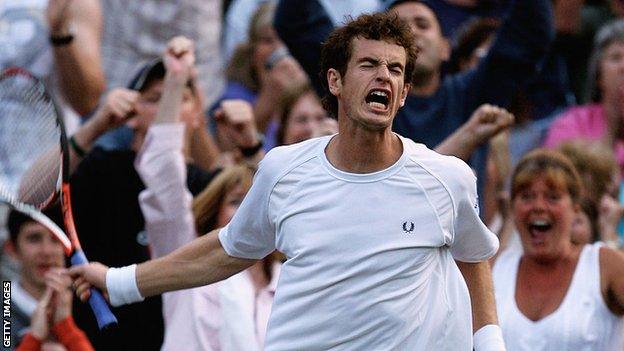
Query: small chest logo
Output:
[[136, 231, 149, 246], [403, 221, 415, 234]]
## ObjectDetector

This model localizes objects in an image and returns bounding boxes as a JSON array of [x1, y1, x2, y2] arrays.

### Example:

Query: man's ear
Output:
[[400, 83, 411, 107], [327, 68, 342, 97], [4, 240, 18, 259]]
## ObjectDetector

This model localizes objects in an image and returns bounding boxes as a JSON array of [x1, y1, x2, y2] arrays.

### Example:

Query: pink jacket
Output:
[[544, 104, 624, 174]]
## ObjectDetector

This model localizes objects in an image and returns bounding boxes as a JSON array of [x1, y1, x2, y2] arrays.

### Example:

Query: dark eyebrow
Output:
[[388, 62, 404, 71], [357, 57, 380, 65], [357, 57, 404, 70], [413, 15, 430, 23]]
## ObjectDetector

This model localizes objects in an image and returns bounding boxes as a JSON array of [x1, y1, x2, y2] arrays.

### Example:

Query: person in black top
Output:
[[65, 40, 221, 350]]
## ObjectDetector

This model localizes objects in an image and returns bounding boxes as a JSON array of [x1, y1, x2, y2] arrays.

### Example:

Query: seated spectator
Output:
[[545, 20, 624, 177], [63, 37, 223, 350], [492, 149, 624, 350], [4, 210, 93, 350]]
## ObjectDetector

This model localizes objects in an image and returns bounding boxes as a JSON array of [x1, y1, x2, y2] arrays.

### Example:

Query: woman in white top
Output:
[[492, 149, 624, 351]]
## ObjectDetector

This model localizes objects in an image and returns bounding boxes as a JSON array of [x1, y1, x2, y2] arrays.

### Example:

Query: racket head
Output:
[[0, 190, 72, 255], [0, 67, 67, 210]]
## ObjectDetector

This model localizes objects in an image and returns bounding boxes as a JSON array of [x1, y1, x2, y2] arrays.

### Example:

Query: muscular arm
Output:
[[467, 0, 554, 110], [456, 261, 499, 332], [274, 0, 334, 97], [435, 105, 514, 162], [51, 0, 105, 116], [136, 230, 256, 297]]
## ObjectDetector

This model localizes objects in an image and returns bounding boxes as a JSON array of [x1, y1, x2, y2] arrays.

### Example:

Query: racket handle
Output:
[[70, 250, 118, 330]]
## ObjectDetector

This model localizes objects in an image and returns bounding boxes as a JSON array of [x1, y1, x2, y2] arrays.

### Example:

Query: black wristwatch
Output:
[[239, 134, 264, 157], [50, 34, 74, 46]]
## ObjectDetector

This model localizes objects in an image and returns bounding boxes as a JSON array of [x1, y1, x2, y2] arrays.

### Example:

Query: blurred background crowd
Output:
[[1, 0, 623, 350]]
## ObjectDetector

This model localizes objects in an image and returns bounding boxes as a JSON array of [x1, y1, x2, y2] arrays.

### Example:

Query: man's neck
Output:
[[326, 124, 402, 174], [410, 69, 441, 97]]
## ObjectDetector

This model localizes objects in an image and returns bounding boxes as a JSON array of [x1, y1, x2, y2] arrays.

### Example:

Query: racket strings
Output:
[[0, 73, 63, 209]]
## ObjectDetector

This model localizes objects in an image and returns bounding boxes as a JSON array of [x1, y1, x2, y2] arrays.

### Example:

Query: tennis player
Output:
[[71, 13, 505, 350]]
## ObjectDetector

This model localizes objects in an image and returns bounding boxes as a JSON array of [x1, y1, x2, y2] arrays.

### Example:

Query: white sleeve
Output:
[[218, 151, 278, 259], [449, 162, 499, 262]]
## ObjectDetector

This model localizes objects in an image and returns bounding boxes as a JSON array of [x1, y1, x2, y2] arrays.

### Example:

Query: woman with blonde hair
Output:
[[492, 149, 624, 351]]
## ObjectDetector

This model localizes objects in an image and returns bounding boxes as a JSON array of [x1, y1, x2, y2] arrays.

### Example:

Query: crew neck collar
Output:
[[319, 134, 408, 183]]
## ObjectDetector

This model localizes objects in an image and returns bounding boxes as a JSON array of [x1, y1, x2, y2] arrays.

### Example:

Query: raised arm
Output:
[[274, 0, 334, 97], [467, 0, 555, 110], [435, 104, 513, 161], [68, 89, 139, 174], [136, 123, 196, 258], [136, 36, 201, 258], [215, 99, 265, 167], [48, 0, 105, 115]]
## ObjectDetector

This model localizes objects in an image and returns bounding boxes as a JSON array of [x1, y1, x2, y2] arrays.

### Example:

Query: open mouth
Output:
[[365, 89, 390, 110], [528, 220, 552, 244]]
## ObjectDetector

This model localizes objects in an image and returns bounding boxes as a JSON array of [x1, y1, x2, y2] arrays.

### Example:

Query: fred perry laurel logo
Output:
[[403, 221, 415, 234]]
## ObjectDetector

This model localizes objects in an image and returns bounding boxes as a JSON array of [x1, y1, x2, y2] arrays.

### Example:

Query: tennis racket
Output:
[[0, 67, 117, 329]]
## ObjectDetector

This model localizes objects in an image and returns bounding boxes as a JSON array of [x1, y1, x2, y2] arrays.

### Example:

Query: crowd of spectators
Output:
[[1, 0, 623, 349]]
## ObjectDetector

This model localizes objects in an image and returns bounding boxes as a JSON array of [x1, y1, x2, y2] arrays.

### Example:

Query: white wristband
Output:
[[106, 264, 144, 307], [474, 324, 506, 351]]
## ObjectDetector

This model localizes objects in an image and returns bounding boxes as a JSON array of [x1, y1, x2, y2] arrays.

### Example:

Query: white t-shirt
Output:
[[219, 135, 499, 351]]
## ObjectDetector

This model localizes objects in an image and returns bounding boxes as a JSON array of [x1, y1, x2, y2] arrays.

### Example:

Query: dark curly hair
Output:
[[319, 12, 419, 118]]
